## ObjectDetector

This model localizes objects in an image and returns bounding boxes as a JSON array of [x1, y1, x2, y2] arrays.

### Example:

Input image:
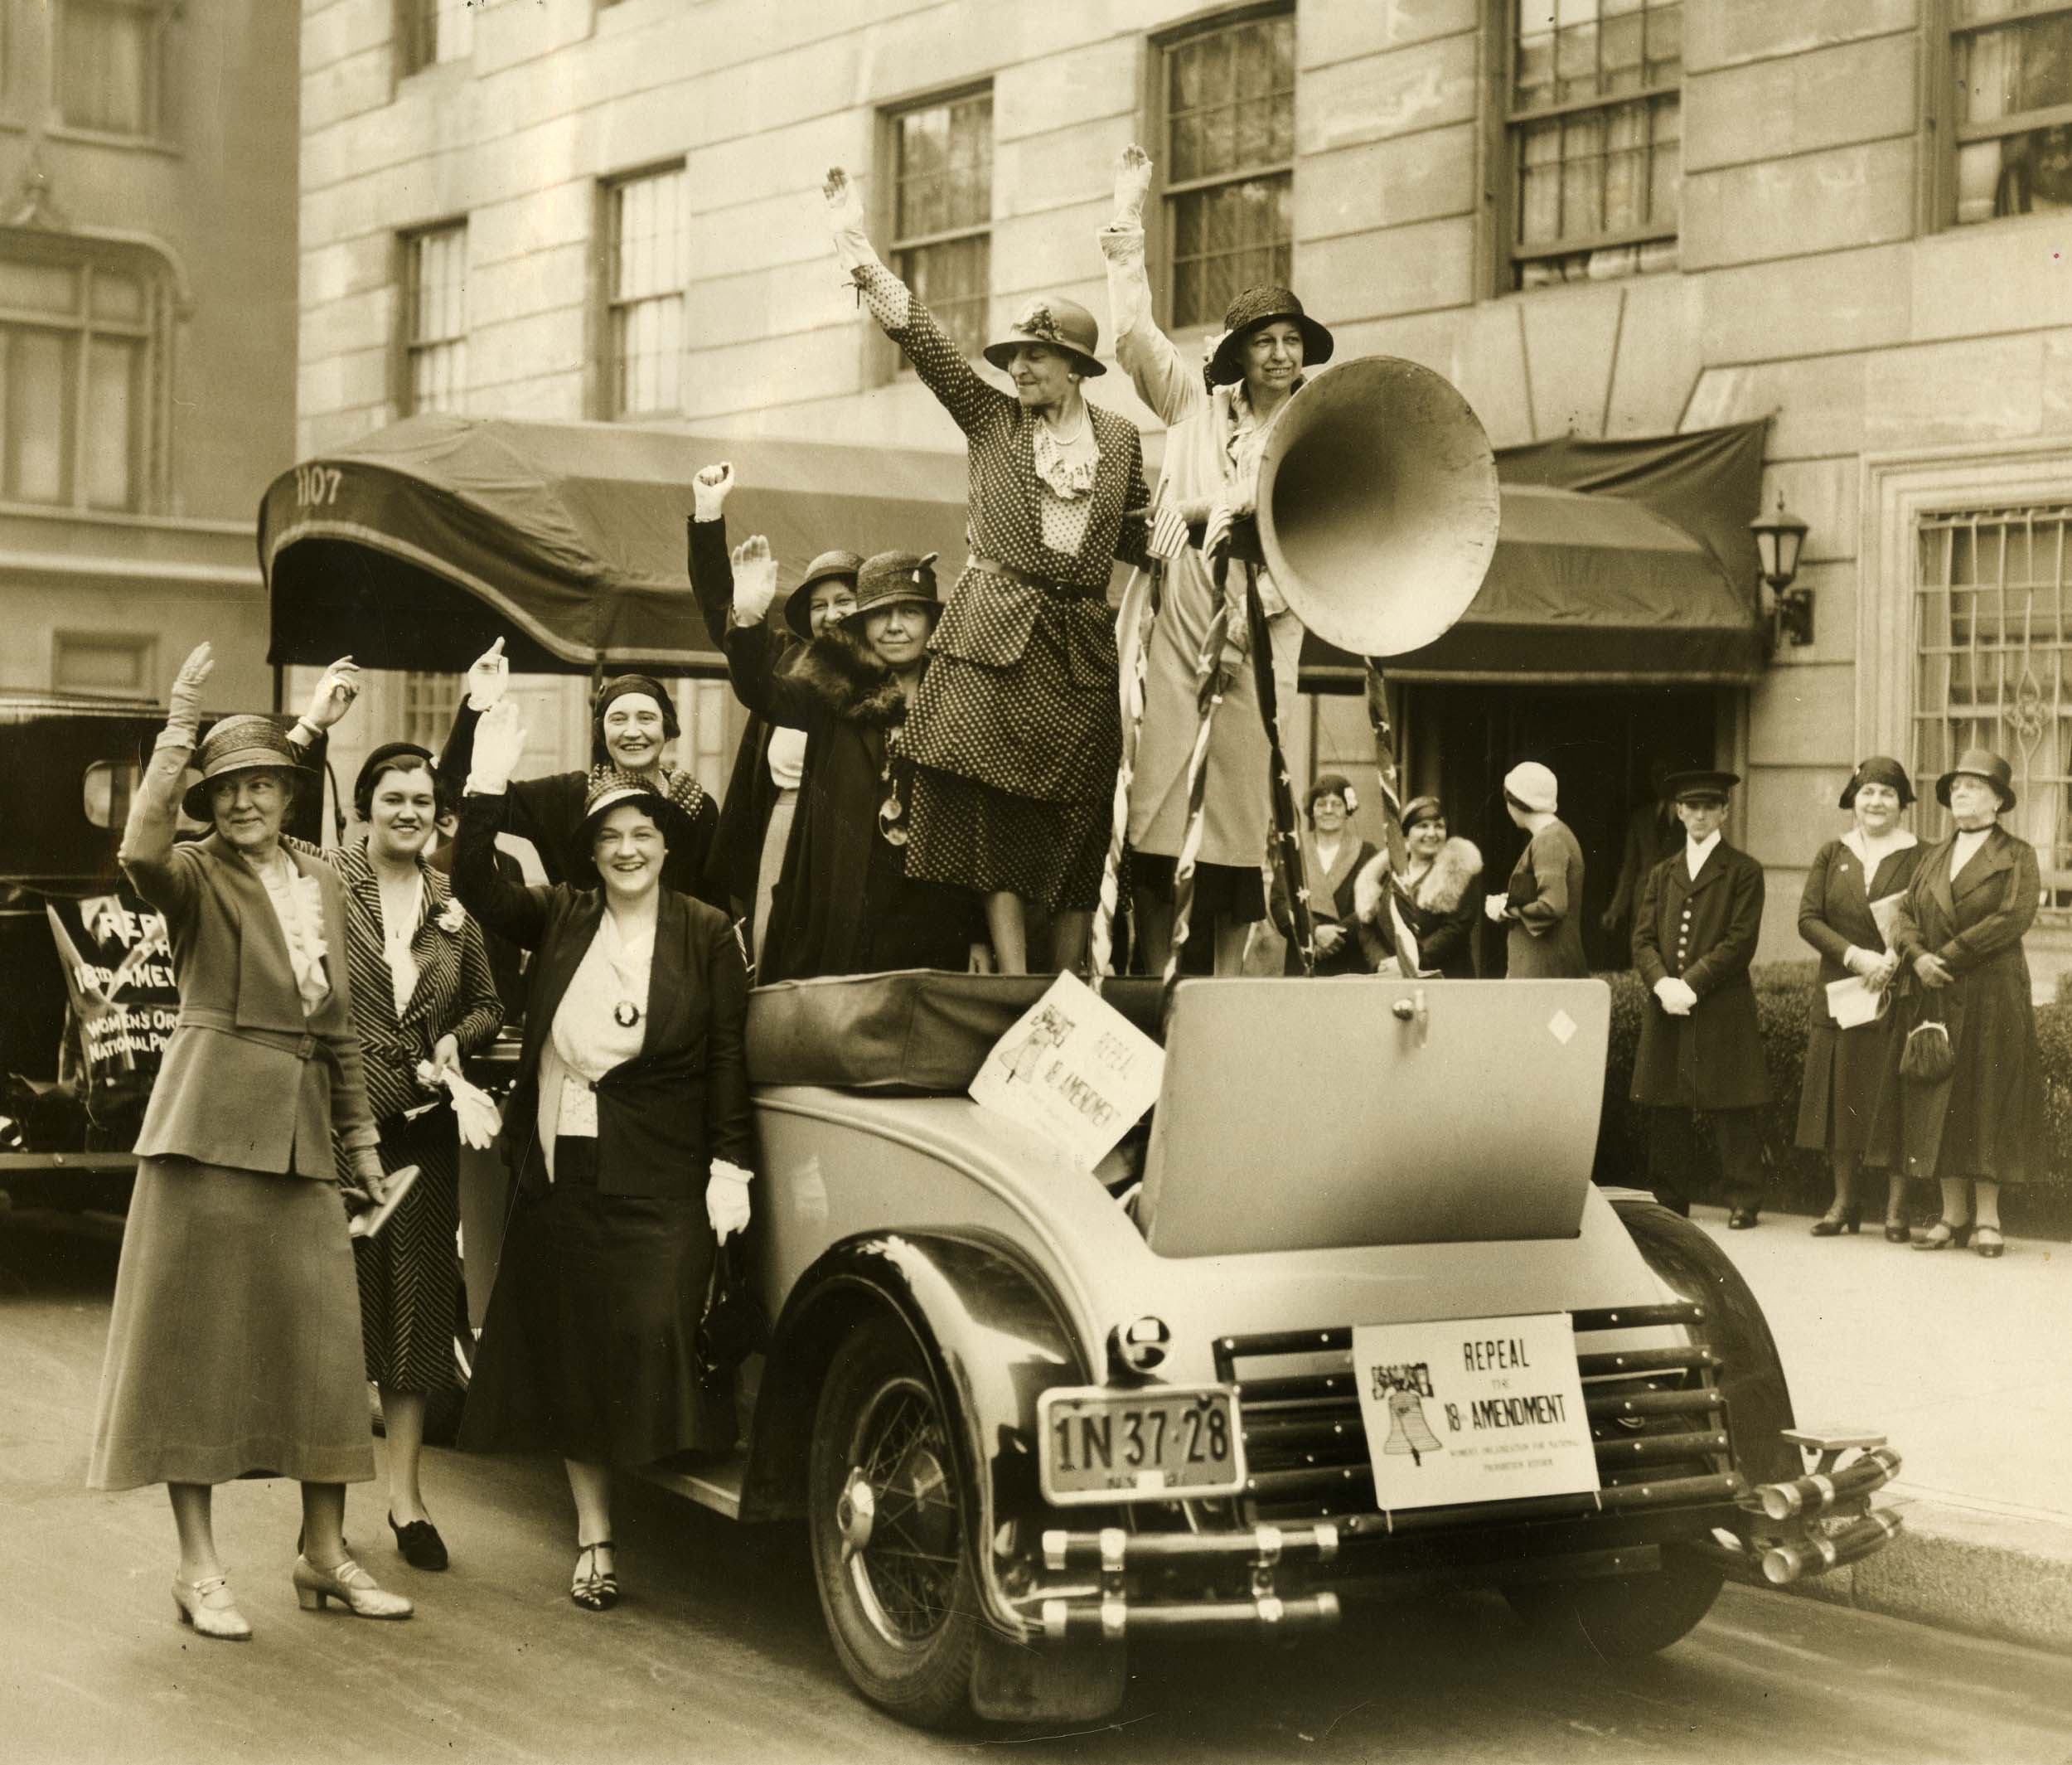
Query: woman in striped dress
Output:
[[823, 167, 1152, 974]]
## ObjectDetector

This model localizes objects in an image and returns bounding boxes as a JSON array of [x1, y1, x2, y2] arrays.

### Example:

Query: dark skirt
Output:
[[89, 1156, 375, 1491], [355, 1107, 461, 1394], [907, 769, 1110, 911], [1794, 1013, 1896, 1160], [1130, 851, 1267, 924], [458, 1138, 733, 1467]]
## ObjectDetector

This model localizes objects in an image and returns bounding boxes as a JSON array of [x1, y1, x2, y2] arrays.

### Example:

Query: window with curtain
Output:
[[605, 165, 687, 417], [1947, 2, 2072, 225], [0, 242, 157, 512], [56, 0, 171, 138], [400, 0, 475, 76], [1915, 505, 2072, 910], [1503, 0, 1681, 290], [888, 88, 994, 363], [403, 222, 467, 415], [1159, 8, 1295, 332]]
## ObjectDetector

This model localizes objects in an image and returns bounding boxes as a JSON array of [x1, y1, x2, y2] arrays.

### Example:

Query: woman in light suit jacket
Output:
[[89, 644, 413, 1642]]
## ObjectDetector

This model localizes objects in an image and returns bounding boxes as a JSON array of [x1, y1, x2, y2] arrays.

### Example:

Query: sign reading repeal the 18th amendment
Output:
[[1351, 1313, 1599, 1510], [970, 972, 1164, 1171]]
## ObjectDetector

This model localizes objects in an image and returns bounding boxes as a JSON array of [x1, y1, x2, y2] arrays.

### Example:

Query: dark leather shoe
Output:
[[389, 1515, 448, 1572], [1884, 1221, 1912, 1244], [1728, 1207, 1760, 1230]]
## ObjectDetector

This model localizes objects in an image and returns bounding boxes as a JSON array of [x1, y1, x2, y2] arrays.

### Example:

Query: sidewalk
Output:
[[1690, 1203, 2072, 1653]]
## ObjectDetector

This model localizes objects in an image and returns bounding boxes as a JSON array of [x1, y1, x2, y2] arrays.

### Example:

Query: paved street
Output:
[[6, 1204, 2071, 1765]]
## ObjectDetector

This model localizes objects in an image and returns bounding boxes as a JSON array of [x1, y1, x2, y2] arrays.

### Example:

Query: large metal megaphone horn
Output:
[[1255, 356, 1500, 658]]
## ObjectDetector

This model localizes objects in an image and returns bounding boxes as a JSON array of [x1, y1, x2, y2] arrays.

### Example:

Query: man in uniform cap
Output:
[[1630, 769, 1771, 1226]]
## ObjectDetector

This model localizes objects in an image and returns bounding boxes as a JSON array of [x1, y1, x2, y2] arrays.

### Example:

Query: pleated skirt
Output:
[[88, 1156, 375, 1491]]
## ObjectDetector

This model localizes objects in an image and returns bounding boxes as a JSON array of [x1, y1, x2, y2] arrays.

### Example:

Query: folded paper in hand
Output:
[[969, 972, 1163, 1171], [1869, 890, 1906, 943], [1825, 974, 1887, 1030]]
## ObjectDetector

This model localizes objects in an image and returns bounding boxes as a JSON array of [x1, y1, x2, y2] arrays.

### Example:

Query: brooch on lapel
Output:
[[613, 1001, 641, 1028], [434, 899, 467, 934]]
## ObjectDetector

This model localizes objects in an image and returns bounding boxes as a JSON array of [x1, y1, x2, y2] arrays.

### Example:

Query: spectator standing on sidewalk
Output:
[[1630, 770, 1769, 1229], [1794, 757, 1923, 1241], [1484, 762, 1586, 978]]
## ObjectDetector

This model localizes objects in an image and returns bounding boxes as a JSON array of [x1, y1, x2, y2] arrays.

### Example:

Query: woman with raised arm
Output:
[[1099, 144, 1335, 975], [453, 703, 753, 1612], [88, 644, 413, 1641], [822, 166, 1153, 975]]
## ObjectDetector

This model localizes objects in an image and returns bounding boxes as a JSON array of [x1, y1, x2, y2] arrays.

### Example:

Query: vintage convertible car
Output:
[[621, 967, 1904, 1731]]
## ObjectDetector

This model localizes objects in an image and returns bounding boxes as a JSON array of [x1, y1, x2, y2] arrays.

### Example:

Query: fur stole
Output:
[[1352, 836, 1483, 926], [787, 624, 908, 728]]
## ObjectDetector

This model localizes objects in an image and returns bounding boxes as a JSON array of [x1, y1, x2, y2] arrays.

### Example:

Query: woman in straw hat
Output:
[[1099, 144, 1334, 974], [453, 711, 753, 1610], [88, 644, 414, 1641], [1794, 756, 1923, 1240], [1869, 748, 2047, 1258], [823, 166, 1154, 975]]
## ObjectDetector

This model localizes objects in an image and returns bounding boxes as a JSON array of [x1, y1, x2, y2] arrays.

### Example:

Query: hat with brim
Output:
[[852, 550, 942, 621], [782, 549, 864, 642], [1935, 747, 2016, 812], [1667, 768, 1740, 806], [1838, 755, 1915, 810], [1208, 285, 1335, 389], [182, 715, 303, 822], [981, 296, 1105, 378], [571, 772, 696, 890]]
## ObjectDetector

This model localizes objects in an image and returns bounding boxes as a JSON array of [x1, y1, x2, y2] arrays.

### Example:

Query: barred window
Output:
[[889, 89, 993, 362], [1948, 2, 2072, 225], [605, 165, 686, 417], [400, 671, 462, 753], [1915, 506, 2072, 909], [399, 0, 473, 76], [402, 223, 467, 416], [1503, 0, 1681, 291], [1160, 9, 1295, 332], [56, 0, 172, 138]]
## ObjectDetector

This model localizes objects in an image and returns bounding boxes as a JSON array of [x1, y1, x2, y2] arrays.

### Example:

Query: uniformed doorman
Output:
[[1630, 769, 1770, 1227]]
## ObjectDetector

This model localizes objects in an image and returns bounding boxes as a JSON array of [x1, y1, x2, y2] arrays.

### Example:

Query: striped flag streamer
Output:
[[1160, 560, 1237, 1019], [1090, 559, 1162, 992], [1242, 565, 1314, 975]]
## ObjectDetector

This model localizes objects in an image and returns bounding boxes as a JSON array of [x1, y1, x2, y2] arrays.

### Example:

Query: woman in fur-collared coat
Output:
[[1356, 796, 1483, 978]]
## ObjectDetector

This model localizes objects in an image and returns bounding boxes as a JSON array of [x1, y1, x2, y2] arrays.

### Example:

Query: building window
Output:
[[1159, 9, 1295, 332], [55, 0, 172, 138], [400, 670, 462, 751], [888, 88, 993, 362], [0, 239, 161, 512], [399, 0, 474, 76], [1915, 504, 2072, 909], [604, 165, 685, 417], [1502, 0, 1681, 291], [402, 222, 467, 415], [54, 632, 156, 698], [1948, 2, 2072, 225]]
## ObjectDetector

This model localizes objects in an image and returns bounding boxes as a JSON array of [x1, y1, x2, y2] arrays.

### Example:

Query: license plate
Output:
[[1038, 1384, 1247, 1506]]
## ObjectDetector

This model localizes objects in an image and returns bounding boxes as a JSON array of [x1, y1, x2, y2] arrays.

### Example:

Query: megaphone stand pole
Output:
[[1161, 550, 1235, 1021], [1364, 658, 1422, 972]]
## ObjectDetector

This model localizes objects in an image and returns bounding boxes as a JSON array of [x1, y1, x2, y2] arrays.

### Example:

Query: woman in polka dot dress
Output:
[[823, 167, 1152, 974]]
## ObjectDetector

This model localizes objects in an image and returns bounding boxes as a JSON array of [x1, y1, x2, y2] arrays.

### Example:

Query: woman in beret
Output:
[[1488, 762, 1588, 979], [1794, 757, 1922, 1240]]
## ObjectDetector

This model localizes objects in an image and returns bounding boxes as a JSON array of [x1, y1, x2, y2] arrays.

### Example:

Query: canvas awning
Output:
[[260, 415, 972, 676]]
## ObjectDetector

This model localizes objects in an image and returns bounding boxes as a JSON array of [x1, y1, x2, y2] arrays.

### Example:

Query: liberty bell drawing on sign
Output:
[[1382, 1387, 1445, 1467]]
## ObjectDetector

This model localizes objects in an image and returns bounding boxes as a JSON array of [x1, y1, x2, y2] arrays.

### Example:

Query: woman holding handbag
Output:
[[1869, 749, 2047, 1258]]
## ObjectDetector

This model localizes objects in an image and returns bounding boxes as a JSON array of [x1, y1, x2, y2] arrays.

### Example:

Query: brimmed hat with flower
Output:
[[852, 550, 942, 620], [1305, 772, 1358, 817], [982, 297, 1105, 379]]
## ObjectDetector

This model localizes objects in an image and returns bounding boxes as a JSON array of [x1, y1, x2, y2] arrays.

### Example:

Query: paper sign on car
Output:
[[1351, 1313, 1599, 1510], [969, 972, 1164, 1171]]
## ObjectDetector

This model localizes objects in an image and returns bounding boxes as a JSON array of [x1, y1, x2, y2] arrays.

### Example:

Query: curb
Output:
[[1783, 1486, 2072, 1656]]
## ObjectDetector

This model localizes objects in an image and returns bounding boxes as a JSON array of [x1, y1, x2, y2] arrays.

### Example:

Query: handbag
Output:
[[1899, 997, 1954, 1084], [696, 1241, 769, 1386]]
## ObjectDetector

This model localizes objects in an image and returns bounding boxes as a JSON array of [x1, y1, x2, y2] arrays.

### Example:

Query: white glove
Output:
[[1111, 143, 1153, 227], [1653, 977, 1697, 1016], [707, 1159, 753, 1244], [1842, 944, 1877, 977], [1148, 500, 1189, 561], [694, 462, 733, 522], [465, 638, 510, 712], [161, 642, 215, 746], [300, 656, 362, 734], [1484, 893, 1510, 924], [731, 535, 779, 624], [467, 699, 526, 795], [823, 166, 875, 276], [417, 1059, 504, 1151]]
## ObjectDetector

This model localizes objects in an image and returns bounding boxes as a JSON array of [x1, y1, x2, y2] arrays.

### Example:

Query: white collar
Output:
[[1841, 827, 1918, 868], [1685, 829, 1721, 877]]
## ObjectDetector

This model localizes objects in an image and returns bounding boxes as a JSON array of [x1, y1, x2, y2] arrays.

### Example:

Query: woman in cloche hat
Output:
[[1098, 144, 1337, 975], [823, 165, 1155, 975], [1794, 757, 1924, 1241], [1867, 748, 2048, 1259]]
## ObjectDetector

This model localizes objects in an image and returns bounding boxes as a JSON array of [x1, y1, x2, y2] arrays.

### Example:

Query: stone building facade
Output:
[[297, 0, 2071, 974], [0, 1, 299, 713]]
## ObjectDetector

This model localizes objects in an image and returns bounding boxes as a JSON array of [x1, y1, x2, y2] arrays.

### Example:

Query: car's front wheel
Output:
[[808, 1316, 980, 1729], [1507, 1553, 1726, 1656]]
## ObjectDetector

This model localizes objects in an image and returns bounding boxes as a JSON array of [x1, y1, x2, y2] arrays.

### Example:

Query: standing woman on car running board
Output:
[[87, 643, 414, 1640]]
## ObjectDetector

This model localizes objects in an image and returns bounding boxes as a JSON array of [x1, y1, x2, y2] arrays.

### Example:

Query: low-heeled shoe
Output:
[[390, 1514, 449, 1572], [1728, 1207, 1760, 1230], [293, 1554, 414, 1619], [172, 1574, 252, 1641]]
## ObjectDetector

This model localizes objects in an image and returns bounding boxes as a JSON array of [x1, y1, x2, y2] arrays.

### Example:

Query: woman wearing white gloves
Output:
[[1098, 145, 1334, 974], [450, 703, 754, 1612]]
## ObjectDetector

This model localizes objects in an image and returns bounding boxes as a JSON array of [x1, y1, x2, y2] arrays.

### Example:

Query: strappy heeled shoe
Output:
[[172, 1573, 251, 1641], [293, 1554, 414, 1619], [1810, 1206, 1861, 1237], [571, 1541, 619, 1612]]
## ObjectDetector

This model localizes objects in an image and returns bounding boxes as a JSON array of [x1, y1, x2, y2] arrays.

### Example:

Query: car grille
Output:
[[1215, 1302, 1737, 1538]]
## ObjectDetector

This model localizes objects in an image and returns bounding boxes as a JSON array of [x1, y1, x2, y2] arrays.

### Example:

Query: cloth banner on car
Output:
[[45, 890, 178, 1106], [970, 972, 1164, 1171]]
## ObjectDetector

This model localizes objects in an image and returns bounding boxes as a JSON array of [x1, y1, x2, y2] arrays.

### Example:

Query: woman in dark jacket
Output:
[[1357, 796, 1483, 978], [453, 710, 753, 1609], [1794, 757, 1923, 1240], [696, 526, 982, 980], [1870, 749, 2047, 1259]]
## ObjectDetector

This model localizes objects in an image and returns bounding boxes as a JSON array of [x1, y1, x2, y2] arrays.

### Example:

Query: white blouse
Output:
[[535, 909, 655, 1180], [249, 851, 331, 1016]]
